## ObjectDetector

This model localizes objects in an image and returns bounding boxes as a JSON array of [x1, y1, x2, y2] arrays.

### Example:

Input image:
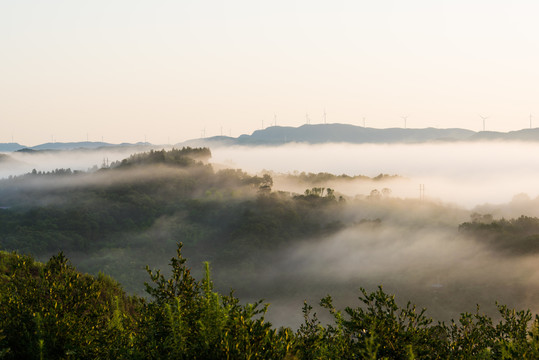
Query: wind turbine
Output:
[[323, 108, 327, 124], [479, 115, 489, 131], [401, 115, 408, 129]]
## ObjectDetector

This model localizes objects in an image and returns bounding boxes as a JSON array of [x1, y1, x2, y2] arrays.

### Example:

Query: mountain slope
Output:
[[179, 124, 478, 146]]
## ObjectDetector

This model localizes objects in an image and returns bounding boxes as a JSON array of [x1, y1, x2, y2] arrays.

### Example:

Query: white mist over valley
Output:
[[3, 141, 539, 328], [4, 141, 539, 208], [211, 142, 539, 208]]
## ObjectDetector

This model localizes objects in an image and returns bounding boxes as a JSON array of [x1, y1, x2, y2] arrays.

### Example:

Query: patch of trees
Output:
[[29, 168, 81, 176], [277, 171, 401, 185], [2, 247, 539, 359], [459, 215, 539, 255], [111, 147, 212, 168]]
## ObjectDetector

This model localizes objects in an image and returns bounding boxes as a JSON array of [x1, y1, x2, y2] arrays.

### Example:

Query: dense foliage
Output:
[[459, 215, 539, 255], [0, 251, 138, 359], [2, 247, 539, 359]]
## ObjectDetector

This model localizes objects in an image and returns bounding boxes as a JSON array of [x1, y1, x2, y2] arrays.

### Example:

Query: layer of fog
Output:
[[0, 146, 158, 179], [212, 198, 539, 327], [4, 141, 539, 328], [211, 142, 539, 208], [3, 141, 538, 209], [66, 193, 539, 328]]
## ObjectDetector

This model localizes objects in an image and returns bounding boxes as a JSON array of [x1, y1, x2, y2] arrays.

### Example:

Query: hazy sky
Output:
[[2, 1, 539, 146]]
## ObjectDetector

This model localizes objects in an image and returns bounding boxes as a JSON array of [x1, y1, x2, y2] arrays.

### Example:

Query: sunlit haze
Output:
[[2, 142, 539, 208], [210, 142, 539, 208], [2, 1, 539, 146], [5, 2, 539, 350]]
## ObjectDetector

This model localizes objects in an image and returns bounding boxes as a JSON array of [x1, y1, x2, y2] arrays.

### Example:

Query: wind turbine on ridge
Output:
[[479, 115, 489, 131], [401, 115, 409, 129]]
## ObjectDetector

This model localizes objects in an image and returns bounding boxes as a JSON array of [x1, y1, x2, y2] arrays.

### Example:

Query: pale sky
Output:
[[1, 1, 539, 146]]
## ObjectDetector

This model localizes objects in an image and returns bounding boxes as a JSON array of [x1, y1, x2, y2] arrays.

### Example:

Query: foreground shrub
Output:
[[3, 245, 539, 359], [0, 251, 137, 359]]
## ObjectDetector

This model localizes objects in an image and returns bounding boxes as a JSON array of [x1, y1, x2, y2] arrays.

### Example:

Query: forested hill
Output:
[[0, 147, 344, 296]]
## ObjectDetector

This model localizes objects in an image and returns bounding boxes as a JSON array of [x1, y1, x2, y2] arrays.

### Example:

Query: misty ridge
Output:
[[2, 142, 539, 332], [178, 124, 539, 147]]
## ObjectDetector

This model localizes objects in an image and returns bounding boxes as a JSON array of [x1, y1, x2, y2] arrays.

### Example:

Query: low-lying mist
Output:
[[0, 146, 159, 179], [210, 142, 539, 207], [4, 141, 538, 208], [3, 143, 539, 329], [202, 196, 539, 328]]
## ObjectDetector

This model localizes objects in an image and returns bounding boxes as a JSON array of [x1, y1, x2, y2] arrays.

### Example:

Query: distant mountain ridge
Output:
[[5, 125, 539, 152], [0, 141, 151, 153], [241, 125, 475, 144], [179, 123, 539, 147], [0, 143, 26, 152]]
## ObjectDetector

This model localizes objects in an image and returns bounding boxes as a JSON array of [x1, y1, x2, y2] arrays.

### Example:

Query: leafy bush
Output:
[[3, 240, 539, 359], [0, 251, 137, 359], [133, 243, 292, 359]]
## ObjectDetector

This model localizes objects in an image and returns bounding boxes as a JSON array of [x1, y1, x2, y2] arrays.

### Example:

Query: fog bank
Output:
[[211, 142, 539, 207]]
